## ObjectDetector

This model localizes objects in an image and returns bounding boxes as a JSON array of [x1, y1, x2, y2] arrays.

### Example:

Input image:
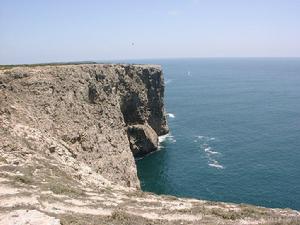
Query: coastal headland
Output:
[[0, 63, 299, 224]]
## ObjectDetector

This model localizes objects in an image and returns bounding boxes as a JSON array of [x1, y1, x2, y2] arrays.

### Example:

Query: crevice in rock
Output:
[[120, 93, 159, 157], [120, 93, 144, 125], [88, 83, 98, 104]]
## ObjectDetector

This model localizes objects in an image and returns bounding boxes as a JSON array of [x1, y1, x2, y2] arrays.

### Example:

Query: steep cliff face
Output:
[[0, 64, 168, 189], [0, 64, 299, 225], [119, 65, 168, 136]]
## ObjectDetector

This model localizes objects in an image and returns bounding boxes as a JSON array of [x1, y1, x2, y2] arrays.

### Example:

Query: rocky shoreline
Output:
[[0, 64, 299, 224]]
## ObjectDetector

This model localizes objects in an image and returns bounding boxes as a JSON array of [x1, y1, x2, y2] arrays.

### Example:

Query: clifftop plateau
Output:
[[0, 64, 299, 225]]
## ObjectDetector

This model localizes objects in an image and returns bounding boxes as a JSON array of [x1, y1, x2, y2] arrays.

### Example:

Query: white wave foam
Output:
[[207, 157, 224, 169], [196, 135, 217, 142], [167, 113, 175, 118], [165, 79, 172, 85], [204, 147, 211, 152], [195, 135, 224, 169], [208, 150, 219, 155], [204, 147, 219, 155], [208, 163, 224, 169], [158, 133, 176, 149], [158, 133, 170, 143]]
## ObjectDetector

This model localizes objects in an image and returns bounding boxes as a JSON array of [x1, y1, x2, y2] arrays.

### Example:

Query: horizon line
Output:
[[1, 56, 300, 66]]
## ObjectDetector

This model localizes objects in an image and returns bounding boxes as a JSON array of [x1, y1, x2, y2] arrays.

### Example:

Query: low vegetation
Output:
[[48, 181, 85, 197], [0, 61, 98, 70]]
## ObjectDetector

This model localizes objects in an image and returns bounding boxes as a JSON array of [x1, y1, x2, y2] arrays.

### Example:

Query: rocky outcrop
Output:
[[0, 64, 168, 189], [127, 124, 158, 157], [0, 64, 299, 225]]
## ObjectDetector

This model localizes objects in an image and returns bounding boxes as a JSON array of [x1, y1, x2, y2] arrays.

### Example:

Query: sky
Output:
[[1, 0, 300, 64]]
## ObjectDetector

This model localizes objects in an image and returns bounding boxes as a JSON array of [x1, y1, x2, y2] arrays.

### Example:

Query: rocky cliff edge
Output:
[[0, 64, 299, 225]]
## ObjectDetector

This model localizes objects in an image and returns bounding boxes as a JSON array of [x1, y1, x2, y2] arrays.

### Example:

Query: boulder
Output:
[[127, 124, 158, 157]]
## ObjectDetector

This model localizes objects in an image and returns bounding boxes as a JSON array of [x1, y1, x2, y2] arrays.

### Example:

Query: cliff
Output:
[[0, 64, 299, 225], [0, 64, 168, 189]]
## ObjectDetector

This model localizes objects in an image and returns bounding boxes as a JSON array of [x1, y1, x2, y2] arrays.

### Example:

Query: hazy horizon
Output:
[[1, 0, 300, 64], [2, 57, 300, 66]]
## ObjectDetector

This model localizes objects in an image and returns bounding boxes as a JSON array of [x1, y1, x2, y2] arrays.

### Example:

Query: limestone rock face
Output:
[[0, 64, 168, 188], [119, 65, 169, 136], [128, 124, 158, 157]]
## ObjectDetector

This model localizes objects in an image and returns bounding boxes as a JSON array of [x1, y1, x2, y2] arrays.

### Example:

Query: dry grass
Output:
[[13, 175, 34, 185], [48, 181, 85, 197], [0, 156, 8, 164], [59, 211, 187, 225]]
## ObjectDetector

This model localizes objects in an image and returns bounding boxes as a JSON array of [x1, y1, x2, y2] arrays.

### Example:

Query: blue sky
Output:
[[1, 0, 300, 64]]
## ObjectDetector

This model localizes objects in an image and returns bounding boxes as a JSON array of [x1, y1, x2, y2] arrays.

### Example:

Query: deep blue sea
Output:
[[116, 58, 300, 210]]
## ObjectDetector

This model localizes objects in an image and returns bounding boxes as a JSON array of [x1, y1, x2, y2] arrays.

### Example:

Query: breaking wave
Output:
[[135, 133, 176, 160], [159, 133, 176, 149], [208, 162, 224, 169], [195, 135, 224, 169], [165, 79, 173, 85], [204, 147, 219, 155], [167, 113, 175, 118]]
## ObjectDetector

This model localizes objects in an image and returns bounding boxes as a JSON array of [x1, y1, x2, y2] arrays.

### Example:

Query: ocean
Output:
[[119, 58, 300, 210]]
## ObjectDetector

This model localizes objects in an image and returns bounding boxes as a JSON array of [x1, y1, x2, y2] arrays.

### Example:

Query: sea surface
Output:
[[116, 58, 300, 210]]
